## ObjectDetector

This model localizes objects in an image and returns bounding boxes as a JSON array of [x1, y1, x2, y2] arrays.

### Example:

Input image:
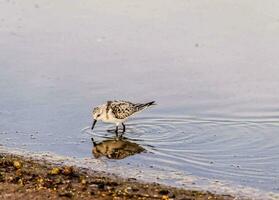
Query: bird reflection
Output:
[[91, 136, 145, 159]]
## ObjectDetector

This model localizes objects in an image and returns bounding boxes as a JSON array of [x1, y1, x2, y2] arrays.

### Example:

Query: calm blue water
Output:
[[1, 0, 279, 195]]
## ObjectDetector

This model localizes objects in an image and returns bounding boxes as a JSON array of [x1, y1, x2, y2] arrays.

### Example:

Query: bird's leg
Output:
[[115, 125, 119, 137], [122, 123, 126, 133]]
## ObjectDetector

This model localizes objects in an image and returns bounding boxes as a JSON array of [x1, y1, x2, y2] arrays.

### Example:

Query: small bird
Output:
[[91, 100, 155, 134]]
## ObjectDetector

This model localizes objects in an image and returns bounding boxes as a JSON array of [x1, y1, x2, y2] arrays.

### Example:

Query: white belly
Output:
[[100, 111, 125, 125]]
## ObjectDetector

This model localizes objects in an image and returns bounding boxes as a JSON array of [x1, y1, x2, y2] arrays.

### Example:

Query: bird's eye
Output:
[[97, 114, 101, 117]]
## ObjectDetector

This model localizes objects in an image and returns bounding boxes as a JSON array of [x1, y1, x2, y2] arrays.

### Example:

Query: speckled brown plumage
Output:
[[109, 101, 140, 119]]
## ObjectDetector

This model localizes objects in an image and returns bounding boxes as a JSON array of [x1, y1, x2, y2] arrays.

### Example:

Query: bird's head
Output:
[[92, 106, 102, 120], [91, 106, 104, 130]]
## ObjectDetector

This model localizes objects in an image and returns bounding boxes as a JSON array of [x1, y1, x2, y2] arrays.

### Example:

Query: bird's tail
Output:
[[135, 101, 156, 112]]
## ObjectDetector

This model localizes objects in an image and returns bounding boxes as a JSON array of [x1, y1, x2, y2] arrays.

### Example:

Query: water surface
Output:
[[1, 0, 279, 197]]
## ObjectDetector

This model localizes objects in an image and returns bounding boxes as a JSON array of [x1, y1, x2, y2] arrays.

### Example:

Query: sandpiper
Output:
[[91, 100, 155, 134]]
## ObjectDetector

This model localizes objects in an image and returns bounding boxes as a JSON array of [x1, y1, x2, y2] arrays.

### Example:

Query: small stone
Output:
[[18, 178, 24, 185], [162, 195, 169, 200], [50, 167, 61, 175], [159, 189, 169, 195], [13, 160, 22, 169], [81, 179, 87, 185], [59, 191, 74, 198], [0, 172, 4, 182], [143, 185, 149, 189], [97, 183, 105, 189], [37, 178, 44, 184], [63, 166, 74, 175]]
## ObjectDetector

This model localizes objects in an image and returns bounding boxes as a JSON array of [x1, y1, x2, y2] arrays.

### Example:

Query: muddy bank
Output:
[[0, 153, 238, 200]]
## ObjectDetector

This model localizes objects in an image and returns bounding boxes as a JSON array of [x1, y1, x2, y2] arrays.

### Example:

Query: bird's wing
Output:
[[109, 101, 137, 119]]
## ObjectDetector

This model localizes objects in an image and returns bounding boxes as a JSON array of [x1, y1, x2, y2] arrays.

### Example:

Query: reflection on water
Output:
[[84, 116, 279, 193], [91, 136, 145, 159]]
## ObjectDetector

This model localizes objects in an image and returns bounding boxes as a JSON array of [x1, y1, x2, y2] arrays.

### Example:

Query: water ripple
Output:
[[83, 115, 279, 192]]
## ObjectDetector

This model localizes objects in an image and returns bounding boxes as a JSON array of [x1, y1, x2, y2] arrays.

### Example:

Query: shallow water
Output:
[[1, 0, 279, 196]]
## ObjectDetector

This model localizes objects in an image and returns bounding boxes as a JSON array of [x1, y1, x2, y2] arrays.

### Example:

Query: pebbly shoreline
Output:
[[0, 153, 238, 200]]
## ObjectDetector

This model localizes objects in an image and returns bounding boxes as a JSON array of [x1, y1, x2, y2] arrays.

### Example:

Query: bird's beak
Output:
[[91, 119, 97, 130]]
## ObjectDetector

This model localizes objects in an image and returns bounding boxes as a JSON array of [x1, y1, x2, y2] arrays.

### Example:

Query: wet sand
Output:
[[0, 153, 237, 200]]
